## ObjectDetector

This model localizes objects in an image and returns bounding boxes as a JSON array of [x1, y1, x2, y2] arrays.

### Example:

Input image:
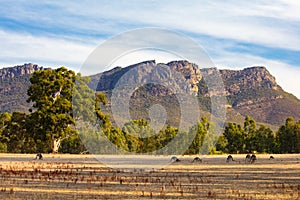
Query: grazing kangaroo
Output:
[[192, 157, 202, 163], [250, 154, 256, 163], [245, 154, 251, 163], [226, 155, 234, 162], [170, 156, 180, 162], [269, 156, 275, 160], [35, 153, 43, 160]]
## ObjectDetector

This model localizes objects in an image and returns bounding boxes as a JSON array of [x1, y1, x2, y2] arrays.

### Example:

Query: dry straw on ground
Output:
[[0, 153, 299, 199]]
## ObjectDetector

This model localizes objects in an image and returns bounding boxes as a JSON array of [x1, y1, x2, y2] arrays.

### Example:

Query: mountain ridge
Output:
[[0, 63, 46, 80], [92, 60, 300, 126], [1, 61, 299, 127]]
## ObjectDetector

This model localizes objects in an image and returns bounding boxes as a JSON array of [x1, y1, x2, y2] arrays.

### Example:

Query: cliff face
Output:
[[0, 63, 44, 81], [95, 61, 280, 99], [217, 66, 300, 126], [95, 60, 202, 94], [219, 67, 282, 105], [220, 67, 278, 95], [94, 60, 300, 126], [166, 61, 202, 94]]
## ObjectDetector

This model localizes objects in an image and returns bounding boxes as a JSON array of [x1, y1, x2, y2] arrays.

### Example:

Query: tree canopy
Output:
[[27, 67, 76, 153]]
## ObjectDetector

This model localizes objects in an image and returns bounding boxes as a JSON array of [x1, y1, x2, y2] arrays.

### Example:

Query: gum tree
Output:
[[27, 67, 75, 153]]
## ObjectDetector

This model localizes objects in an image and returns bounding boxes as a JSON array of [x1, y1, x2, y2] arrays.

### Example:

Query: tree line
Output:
[[217, 116, 300, 153], [0, 67, 299, 154]]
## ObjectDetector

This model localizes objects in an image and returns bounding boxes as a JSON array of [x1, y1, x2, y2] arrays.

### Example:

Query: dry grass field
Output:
[[0, 153, 299, 199]]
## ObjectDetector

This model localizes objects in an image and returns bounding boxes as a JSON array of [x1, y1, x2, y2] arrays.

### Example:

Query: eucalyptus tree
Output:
[[0, 112, 12, 152], [277, 117, 299, 153], [223, 122, 244, 153], [1, 112, 27, 152], [27, 67, 76, 153]]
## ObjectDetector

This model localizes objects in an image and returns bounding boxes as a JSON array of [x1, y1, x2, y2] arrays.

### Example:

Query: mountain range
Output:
[[1, 61, 299, 129]]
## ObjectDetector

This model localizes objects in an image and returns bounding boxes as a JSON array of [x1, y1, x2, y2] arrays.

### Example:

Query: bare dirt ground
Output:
[[0, 153, 299, 199]]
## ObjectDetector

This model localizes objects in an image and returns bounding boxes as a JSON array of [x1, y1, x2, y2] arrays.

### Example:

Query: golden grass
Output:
[[0, 153, 299, 199]]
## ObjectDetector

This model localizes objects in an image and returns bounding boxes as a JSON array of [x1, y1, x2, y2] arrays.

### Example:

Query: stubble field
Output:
[[0, 153, 299, 199]]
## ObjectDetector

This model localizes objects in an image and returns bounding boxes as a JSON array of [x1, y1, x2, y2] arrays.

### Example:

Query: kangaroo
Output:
[[250, 154, 256, 163], [245, 154, 251, 163], [170, 156, 180, 162], [226, 155, 234, 163], [192, 157, 202, 163], [34, 153, 43, 160]]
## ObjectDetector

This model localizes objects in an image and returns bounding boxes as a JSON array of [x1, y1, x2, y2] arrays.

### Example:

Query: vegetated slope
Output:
[[0, 63, 46, 113], [0, 75, 31, 113]]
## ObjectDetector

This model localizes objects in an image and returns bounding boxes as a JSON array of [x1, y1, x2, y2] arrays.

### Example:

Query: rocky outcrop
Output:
[[95, 61, 280, 99], [93, 60, 300, 126], [166, 60, 202, 94], [96, 60, 202, 95], [220, 67, 279, 96], [0, 63, 45, 81], [218, 66, 299, 125]]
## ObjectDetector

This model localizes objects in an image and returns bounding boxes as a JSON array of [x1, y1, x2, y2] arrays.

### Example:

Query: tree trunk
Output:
[[51, 138, 61, 153], [51, 135, 69, 153]]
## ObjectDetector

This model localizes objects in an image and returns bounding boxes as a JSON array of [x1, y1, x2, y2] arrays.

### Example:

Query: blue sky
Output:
[[0, 0, 300, 98]]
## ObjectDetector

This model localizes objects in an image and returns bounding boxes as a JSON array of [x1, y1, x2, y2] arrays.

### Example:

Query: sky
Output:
[[0, 0, 300, 98]]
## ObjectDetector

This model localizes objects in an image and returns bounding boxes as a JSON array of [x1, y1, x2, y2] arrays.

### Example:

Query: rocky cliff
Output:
[[93, 60, 300, 126], [0, 63, 45, 81], [219, 66, 299, 125], [220, 67, 278, 95]]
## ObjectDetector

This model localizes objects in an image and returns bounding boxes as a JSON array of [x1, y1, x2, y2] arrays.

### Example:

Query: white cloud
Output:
[[259, 0, 300, 21], [0, 1, 299, 99], [79, 28, 215, 76], [0, 30, 95, 71], [1, 1, 300, 51]]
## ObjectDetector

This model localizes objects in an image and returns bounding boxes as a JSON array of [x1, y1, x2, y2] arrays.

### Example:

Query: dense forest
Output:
[[0, 67, 299, 154]]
